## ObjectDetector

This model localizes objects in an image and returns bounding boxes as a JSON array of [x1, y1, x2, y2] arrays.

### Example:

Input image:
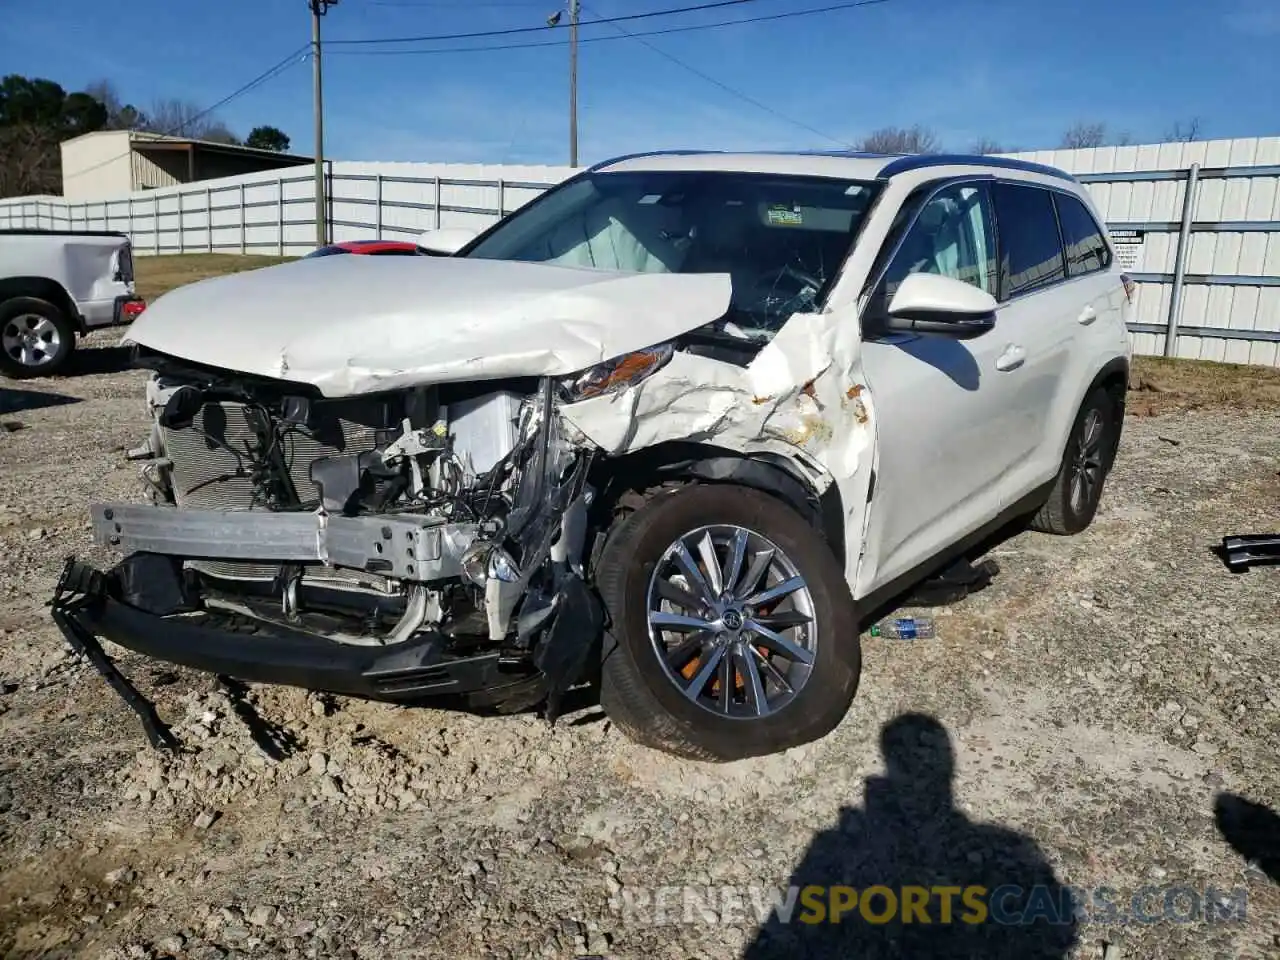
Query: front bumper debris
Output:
[[49, 558, 179, 749], [48, 555, 543, 750]]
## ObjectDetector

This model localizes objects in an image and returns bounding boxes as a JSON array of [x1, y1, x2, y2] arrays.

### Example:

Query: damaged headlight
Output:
[[559, 343, 674, 402]]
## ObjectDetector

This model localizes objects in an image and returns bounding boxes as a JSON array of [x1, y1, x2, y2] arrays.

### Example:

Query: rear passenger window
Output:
[[1054, 192, 1111, 277], [992, 183, 1065, 299]]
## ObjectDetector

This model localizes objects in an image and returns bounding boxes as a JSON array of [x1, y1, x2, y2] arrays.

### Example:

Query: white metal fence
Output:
[[0, 161, 574, 258], [1011, 138, 1280, 367], [2, 140, 1279, 365]]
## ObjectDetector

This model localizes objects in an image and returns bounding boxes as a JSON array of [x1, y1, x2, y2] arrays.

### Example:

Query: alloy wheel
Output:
[[645, 524, 817, 719], [2, 313, 61, 369], [1070, 407, 1106, 515]]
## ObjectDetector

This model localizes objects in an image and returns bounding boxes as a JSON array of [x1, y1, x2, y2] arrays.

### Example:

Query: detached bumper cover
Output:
[[49, 556, 541, 749]]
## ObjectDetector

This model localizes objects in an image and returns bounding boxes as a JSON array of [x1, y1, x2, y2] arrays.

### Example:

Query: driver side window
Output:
[[864, 182, 997, 335], [883, 183, 997, 301]]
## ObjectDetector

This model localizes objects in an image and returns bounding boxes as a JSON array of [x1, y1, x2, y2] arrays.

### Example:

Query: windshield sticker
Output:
[[767, 204, 804, 227]]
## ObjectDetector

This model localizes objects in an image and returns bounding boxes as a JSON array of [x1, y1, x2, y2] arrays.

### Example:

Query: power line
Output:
[[328, 0, 893, 56], [187, 46, 312, 132], [62, 48, 311, 183], [328, 0, 759, 45], [579, 2, 844, 146]]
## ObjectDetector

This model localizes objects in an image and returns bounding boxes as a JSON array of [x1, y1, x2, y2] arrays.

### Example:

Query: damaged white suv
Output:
[[53, 151, 1131, 761]]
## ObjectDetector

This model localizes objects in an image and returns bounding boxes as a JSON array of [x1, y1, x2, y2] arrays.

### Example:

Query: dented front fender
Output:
[[560, 308, 876, 592]]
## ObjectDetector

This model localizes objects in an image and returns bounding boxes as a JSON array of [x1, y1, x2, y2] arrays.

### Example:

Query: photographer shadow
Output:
[[742, 713, 1078, 959]]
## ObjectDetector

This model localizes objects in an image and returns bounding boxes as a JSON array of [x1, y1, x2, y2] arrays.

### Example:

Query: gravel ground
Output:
[[1, 330, 1278, 960]]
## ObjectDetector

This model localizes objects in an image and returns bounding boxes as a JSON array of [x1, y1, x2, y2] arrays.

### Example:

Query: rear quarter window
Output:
[[1054, 192, 1112, 277], [992, 183, 1066, 299]]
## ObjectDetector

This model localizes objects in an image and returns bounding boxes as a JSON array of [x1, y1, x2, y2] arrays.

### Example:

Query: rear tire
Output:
[[0, 297, 75, 379], [596, 484, 860, 762], [1030, 387, 1117, 535]]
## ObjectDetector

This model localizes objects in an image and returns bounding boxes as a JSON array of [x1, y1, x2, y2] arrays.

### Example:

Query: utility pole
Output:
[[568, 0, 579, 167], [310, 0, 338, 248]]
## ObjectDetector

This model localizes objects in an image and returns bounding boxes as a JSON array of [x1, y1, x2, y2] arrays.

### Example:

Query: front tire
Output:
[[0, 297, 75, 379], [1030, 386, 1117, 535], [596, 484, 860, 762]]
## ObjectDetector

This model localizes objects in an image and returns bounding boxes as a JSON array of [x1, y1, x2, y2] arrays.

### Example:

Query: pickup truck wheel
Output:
[[1030, 386, 1116, 535], [596, 484, 860, 761], [0, 297, 74, 378]]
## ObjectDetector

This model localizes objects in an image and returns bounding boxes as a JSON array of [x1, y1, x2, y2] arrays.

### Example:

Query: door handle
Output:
[[995, 344, 1026, 372], [1078, 305, 1098, 325]]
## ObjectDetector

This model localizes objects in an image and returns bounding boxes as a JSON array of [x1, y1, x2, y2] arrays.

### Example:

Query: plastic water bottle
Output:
[[870, 616, 935, 640]]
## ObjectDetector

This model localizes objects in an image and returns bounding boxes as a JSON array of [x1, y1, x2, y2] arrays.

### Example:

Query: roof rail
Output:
[[787, 149, 905, 160], [586, 149, 721, 172], [878, 154, 1076, 183]]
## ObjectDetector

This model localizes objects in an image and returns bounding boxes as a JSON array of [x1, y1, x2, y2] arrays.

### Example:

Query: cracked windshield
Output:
[[466, 170, 878, 340]]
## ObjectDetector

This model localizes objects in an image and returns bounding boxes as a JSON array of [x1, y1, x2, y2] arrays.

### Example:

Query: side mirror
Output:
[[885, 272, 997, 338], [416, 227, 478, 256]]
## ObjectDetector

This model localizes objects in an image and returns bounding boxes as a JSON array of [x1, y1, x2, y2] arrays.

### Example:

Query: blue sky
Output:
[[3, 0, 1278, 166]]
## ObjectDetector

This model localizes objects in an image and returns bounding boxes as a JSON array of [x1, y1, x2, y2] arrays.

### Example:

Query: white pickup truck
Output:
[[0, 229, 146, 378]]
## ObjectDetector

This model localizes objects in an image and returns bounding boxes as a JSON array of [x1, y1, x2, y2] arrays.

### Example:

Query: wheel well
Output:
[[0, 277, 81, 333], [588, 442, 847, 567], [1087, 357, 1129, 467], [1096, 359, 1128, 414]]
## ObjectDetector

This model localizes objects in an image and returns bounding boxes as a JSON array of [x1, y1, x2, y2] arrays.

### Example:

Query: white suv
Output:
[[56, 151, 1132, 762]]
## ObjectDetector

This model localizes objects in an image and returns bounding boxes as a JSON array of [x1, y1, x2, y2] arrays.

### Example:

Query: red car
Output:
[[303, 239, 421, 258]]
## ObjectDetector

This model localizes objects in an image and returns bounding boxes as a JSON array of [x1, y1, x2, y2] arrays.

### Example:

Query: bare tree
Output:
[[200, 122, 241, 145], [144, 98, 207, 136], [969, 137, 1007, 155], [0, 123, 59, 197], [1060, 122, 1108, 149], [85, 79, 147, 130], [1164, 118, 1205, 142], [142, 98, 239, 141], [856, 125, 941, 155], [84, 79, 120, 116]]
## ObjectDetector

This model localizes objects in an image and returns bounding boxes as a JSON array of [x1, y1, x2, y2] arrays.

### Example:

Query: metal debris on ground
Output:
[[1220, 533, 1280, 572]]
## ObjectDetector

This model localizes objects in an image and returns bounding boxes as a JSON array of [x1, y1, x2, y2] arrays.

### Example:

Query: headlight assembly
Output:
[[558, 343, 674, 402]]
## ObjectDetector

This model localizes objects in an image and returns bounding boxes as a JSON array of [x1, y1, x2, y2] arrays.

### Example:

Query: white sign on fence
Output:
[[1109, 229, 1146, 272]]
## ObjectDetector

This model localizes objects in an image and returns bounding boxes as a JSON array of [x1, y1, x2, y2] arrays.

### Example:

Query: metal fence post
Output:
[[1164, 162, 1201, 358], [497, 178, 504, 219], [375, 174, 383, 239], [153, 195, 160, 254], [178, 191, 186, 254], [277, 177, 285, 255], [239, 184, 246, 254], [433, 175, 441, 228], [206, 187, 213, 252]]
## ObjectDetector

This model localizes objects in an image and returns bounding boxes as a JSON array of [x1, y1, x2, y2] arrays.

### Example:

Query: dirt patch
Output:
[[2, 335, 1279, 958]]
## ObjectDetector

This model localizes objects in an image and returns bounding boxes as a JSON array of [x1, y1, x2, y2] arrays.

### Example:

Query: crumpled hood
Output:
[[125, 254, 732, 396]]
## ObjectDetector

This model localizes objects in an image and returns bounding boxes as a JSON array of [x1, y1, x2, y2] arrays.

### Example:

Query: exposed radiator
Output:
[[163, 401, 380, 510], [162, 401, 381, 584]]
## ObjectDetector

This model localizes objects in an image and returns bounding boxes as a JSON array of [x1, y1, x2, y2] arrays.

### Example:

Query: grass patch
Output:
[[134, 253, 293, 303], [1130, 356, 1280, 416]]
